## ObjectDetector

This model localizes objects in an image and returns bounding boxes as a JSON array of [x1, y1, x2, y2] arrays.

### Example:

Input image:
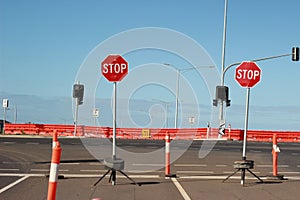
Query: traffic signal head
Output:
[[73, 84, 84, 99], [213, 86, 230, 107], [292, 47, 299, 61]]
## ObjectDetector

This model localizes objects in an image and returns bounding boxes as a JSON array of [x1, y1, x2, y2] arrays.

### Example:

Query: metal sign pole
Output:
[[112, 82, 117, 160], [241, 87, 250, 185], [3, 107, 6, 134], [242, 87, 250, 160]]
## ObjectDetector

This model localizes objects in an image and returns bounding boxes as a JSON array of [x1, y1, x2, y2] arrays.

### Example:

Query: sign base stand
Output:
[[222, 160, 263, 186], [266, 174, 285, 180], [93, 158, 140, 186]]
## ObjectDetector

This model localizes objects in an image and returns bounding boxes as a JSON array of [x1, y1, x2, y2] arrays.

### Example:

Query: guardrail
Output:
[[2, 123, 300, 142]]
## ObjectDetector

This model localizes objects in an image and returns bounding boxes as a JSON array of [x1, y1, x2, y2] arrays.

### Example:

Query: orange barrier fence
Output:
[[2, 123, 300, 142]]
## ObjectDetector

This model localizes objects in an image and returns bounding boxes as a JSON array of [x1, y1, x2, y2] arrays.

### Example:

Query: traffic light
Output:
[[73, 84, 84, 99], [77, 96, 83, 105], [213, 86, 231, 107], [292, 47, 299, 61], [73, 84, 84, 105]]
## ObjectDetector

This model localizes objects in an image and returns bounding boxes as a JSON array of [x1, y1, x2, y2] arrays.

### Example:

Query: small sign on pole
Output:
[[2, 99, 9, 108]]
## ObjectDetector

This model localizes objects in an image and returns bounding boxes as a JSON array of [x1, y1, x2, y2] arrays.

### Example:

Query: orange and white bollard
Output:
[[165, 131, 170, 177], [47, 138, 62, 200], [52, 130, 58, 148], [272, 134, 280, 176]]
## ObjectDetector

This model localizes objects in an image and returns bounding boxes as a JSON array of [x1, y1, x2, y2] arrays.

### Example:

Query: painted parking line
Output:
[[171, 178, 191, 200], [0, 176, 29, 194]]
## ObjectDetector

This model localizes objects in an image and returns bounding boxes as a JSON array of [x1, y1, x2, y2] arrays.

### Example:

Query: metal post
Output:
[[242, 88, 250, 160], [241, 87, 250, 186], [3, 107, 6, 134], [219, 0, 228, 129], [74, 98, 78, 136], [174, 69, 180, 129], [165, 103, 169, 128], [14, 105, 17, 124], [112, 82, 117, 160]]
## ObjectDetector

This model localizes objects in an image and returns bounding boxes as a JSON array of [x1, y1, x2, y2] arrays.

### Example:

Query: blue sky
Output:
[[1, 0, 300, 130]]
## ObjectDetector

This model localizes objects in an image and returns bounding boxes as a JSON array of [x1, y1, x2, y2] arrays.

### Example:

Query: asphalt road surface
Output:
[[0, 136, 300, 200]]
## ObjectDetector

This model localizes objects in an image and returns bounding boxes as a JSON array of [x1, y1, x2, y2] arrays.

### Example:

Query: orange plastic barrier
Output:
[[3, 123, 300, 142]]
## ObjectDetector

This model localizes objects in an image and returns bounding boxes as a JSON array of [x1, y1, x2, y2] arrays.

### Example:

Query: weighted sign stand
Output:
[[223, 88, 263, 186], [94, 82, 139, 186]]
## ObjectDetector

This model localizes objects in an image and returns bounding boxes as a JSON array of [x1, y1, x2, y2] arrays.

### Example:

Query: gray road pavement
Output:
[[0, 136, 299, 199]]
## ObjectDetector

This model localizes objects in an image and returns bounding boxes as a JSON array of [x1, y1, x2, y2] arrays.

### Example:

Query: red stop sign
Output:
[[101, 55, 128, 82], [235, 62, 261, 88]]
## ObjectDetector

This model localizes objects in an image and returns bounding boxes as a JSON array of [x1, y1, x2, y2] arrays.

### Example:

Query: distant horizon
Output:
[[1, 92, 299, 131]]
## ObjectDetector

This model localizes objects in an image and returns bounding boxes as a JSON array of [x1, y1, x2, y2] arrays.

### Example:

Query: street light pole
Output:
[[219, 0, 229, 133], [175, 69, 180, 129], [164, 63, 214, 128]]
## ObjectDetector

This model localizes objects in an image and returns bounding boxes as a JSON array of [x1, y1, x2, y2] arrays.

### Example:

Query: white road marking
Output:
[[63, 174, 160, 178], [60, 163, 80, 165], [249, 150, 262, 153], [292, 153, 299, 156], [132, 163, 164, 167], [0, 173, 159, 178], [80, 169, 106, 172], [31, 169, 49, 172], [177, 171, 214, 174], [223, 171, 261, 174], [257, 165, 289, 168], [0, 169, 20, 171], [127, 170, 164, 173], [216, 165, 227, 167], [25, 142, 39, 145], [2, 142, 16, 144], [0, 175, 29, 194], [89, 163, 104, 166], [171, 177, 191, 200], [175, 164, 207, 167], [256, 165, 272, 167], [30, 169, 69, 172]]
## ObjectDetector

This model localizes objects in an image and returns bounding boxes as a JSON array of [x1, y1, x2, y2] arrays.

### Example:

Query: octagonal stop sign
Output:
[[101, 55, 128, 82], [235, 61, 261, 88]]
